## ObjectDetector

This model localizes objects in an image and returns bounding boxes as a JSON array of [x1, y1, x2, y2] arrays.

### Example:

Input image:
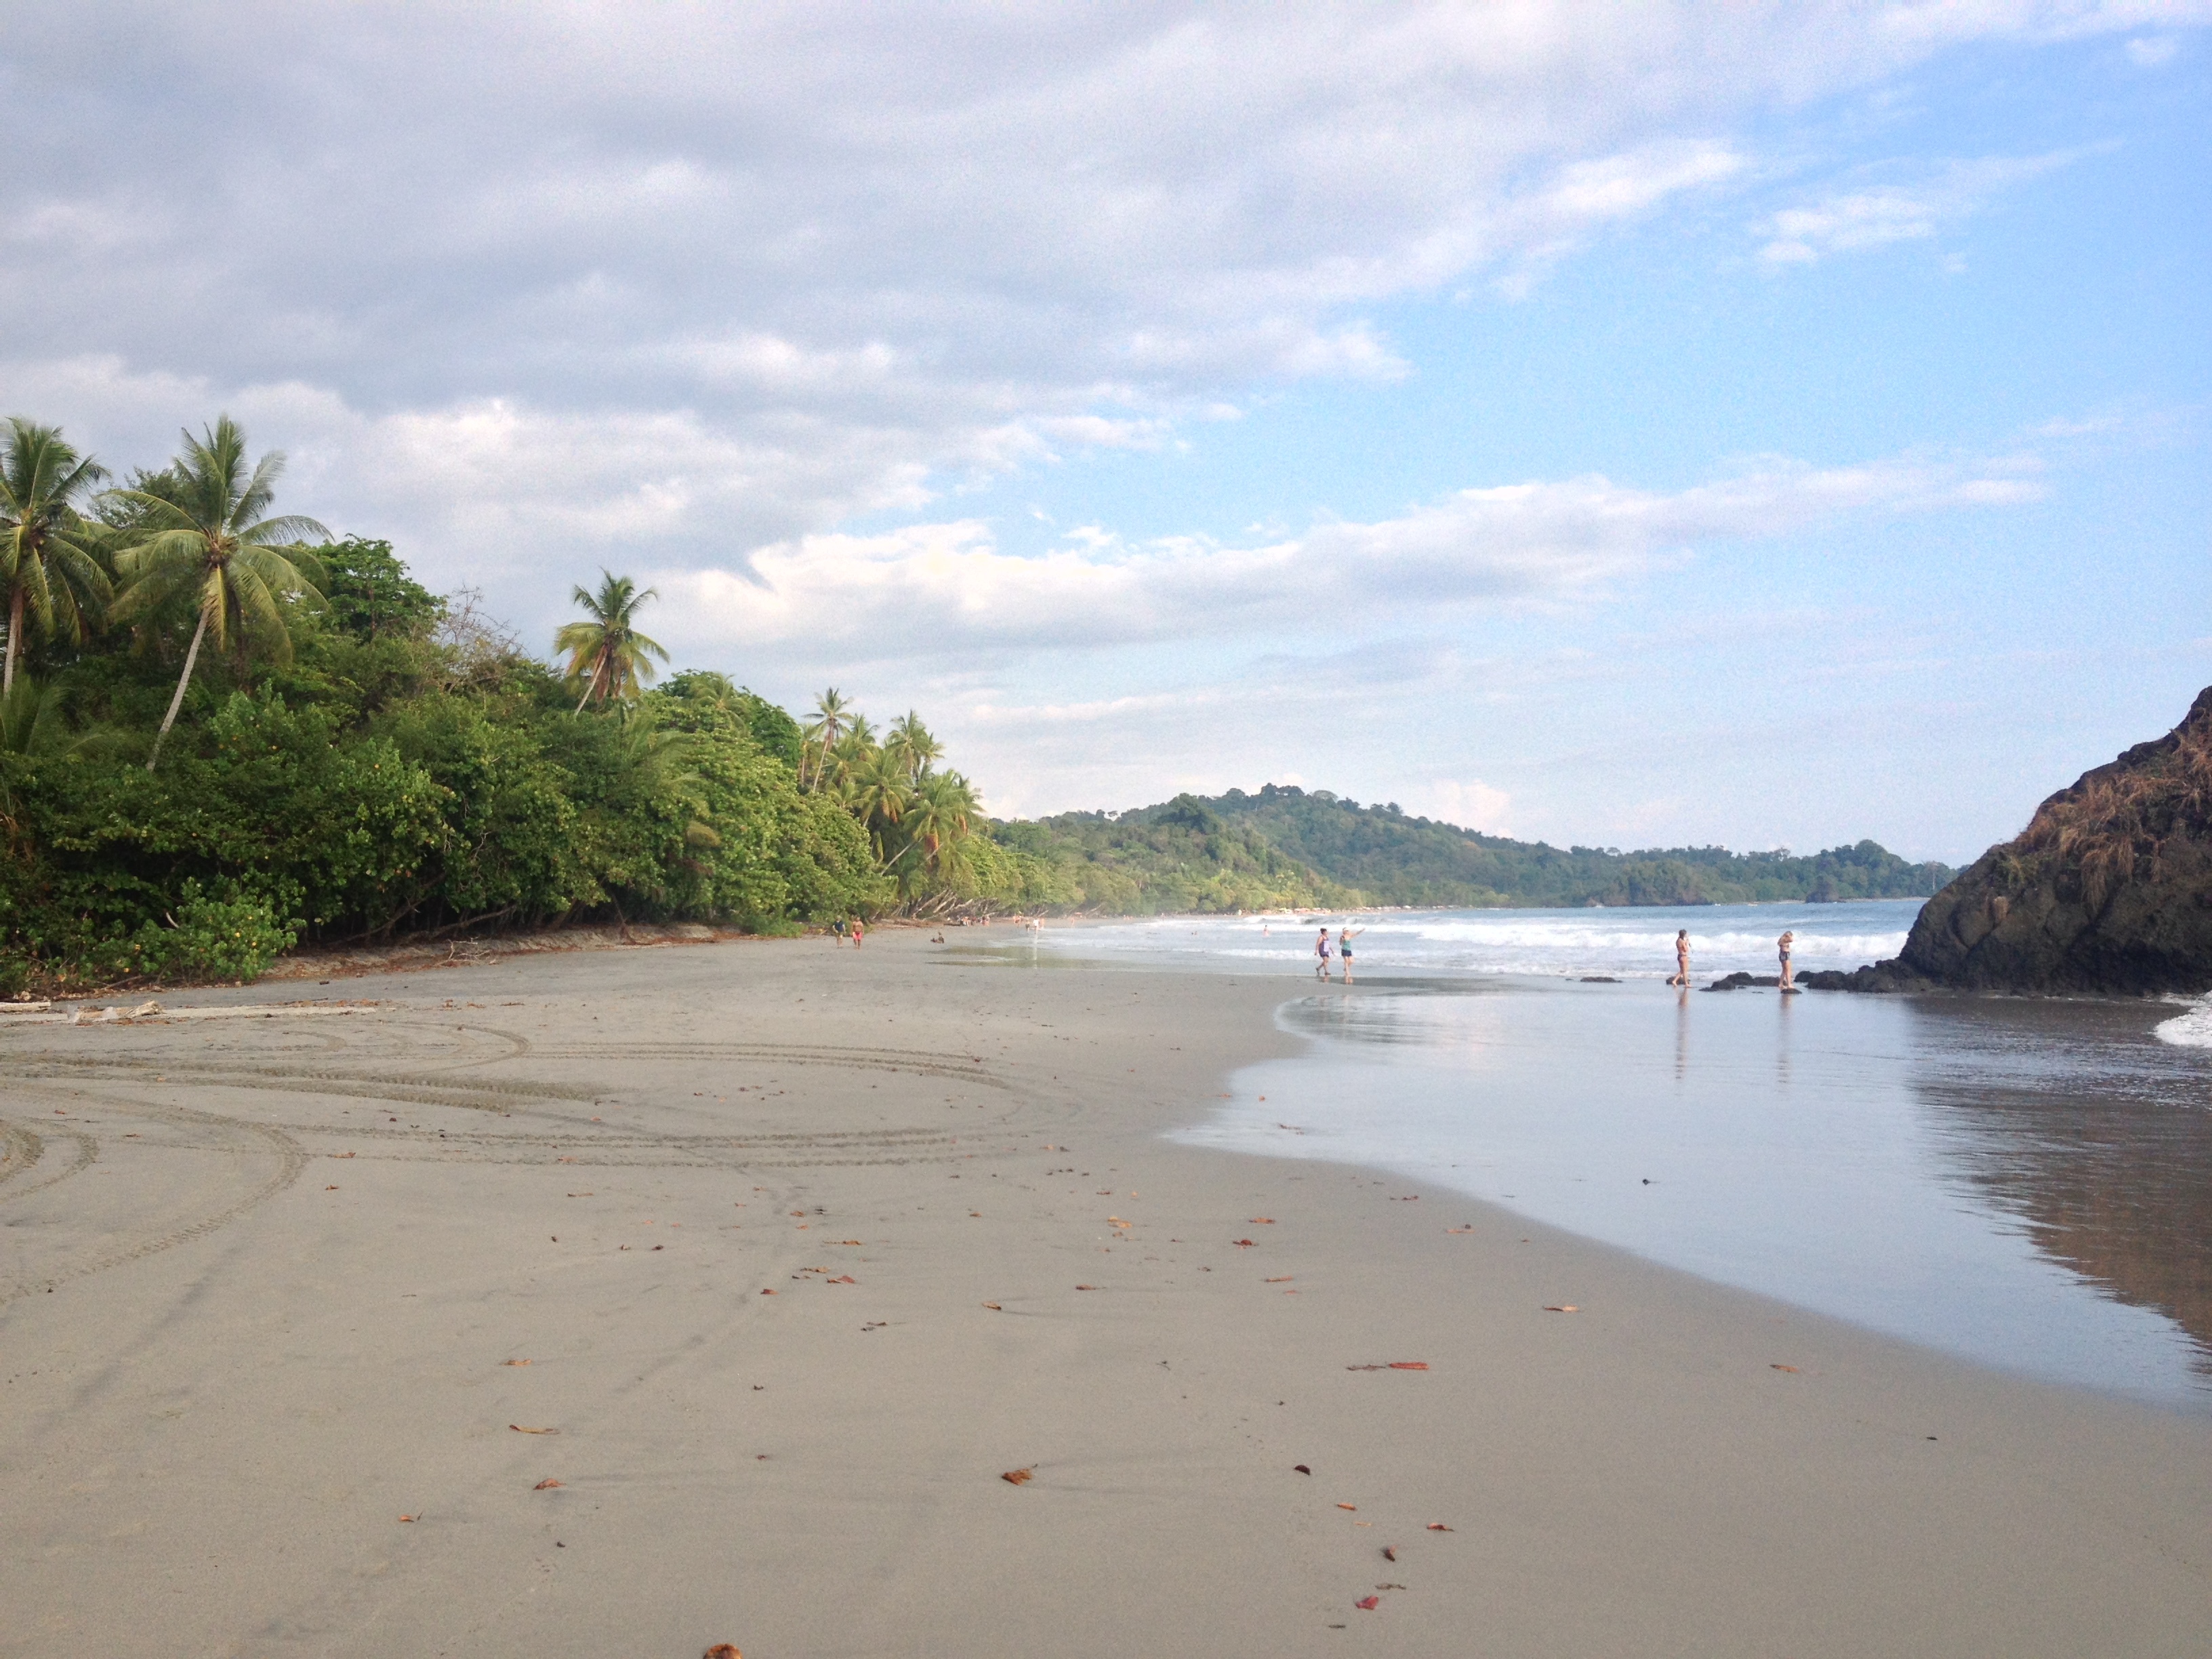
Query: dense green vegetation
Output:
[[0, 415, 1050, 993], [1001, 787, 1953, 912]]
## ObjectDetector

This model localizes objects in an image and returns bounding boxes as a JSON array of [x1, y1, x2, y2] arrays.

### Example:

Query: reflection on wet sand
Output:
[[1910, 999, 2212, 1382]]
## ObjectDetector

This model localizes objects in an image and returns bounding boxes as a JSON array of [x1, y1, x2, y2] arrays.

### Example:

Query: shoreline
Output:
[[4, 932, 2207, 1654]]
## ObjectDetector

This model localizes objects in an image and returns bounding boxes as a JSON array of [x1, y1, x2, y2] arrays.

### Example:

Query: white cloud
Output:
[[1414, 780, 1515, 835], [2125, 34, 2181, 64], [657, 448, 2048, 663], [1757, 150, 2089, 266]]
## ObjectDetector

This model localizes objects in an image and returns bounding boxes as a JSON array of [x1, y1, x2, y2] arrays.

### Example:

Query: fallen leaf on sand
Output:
[[1427, 1523, 1453, 1532], [501, 1359, 531, 1367], [1338, 1503, 1358, 1511], [397, 1515, 416, 1523], [839, 1239, 863, 1246], [831, 1275, 856, 1284], [1543, 1305, 1580, 1313], [1355, 1596, 1380, 1611], [1376, 1582, 1406, 1590], [1002, 1468, 1033, 1486], [1293, 1465, 1311, 1475], [760, 1288, 776, 1295], [325, 1185, 340, 1191], [1446, 1226, 1473, 1234], [1233, 1239, 1256, 1247], [1382, 1546, 1397, 1561], [1345, 1362, 1428, 1372], [1075, 1284, 1096, 1290], [330, 1151, 355, 1159], [983, 1302, 1002, 1311], [509, 1425, 558, 1434], [705, 1645, 742, 1659], [1771, 1364, 1800, 1373], [1248, 1217, 1275, 1224], [1265, 1275, 1293, 1283], [534, 1479, 562, 1490]]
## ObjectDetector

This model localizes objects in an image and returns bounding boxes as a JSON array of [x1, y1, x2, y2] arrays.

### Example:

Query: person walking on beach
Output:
[[1778, 930, 1795, 991], [1668, 928, 1690, 987], [1337, 924, 1364, 983], [1315, 926, 1333, 979], [851, 916, 864, 948]]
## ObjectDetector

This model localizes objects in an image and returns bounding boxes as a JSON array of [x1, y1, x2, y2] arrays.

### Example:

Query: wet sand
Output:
[[3, 932, 2208, 1656]]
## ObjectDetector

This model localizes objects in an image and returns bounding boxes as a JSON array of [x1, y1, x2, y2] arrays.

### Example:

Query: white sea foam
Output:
[[2154, 996, 2212, 1048]]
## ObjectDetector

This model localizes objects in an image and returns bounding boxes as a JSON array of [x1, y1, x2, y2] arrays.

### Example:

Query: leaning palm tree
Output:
[[845, 745, 914, 862], [905, 768, 977, 875], [107, 417, 329, 770], [800, 687, 854, 791], [0, 419, 112, 696], [557, 571, 669, 712]]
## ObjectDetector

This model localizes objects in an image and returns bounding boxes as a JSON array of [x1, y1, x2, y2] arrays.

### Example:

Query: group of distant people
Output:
[[1667, 928, 1796, 990]]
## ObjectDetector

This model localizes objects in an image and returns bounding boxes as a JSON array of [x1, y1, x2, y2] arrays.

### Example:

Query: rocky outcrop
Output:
[[1807, 687, 2212, 994]]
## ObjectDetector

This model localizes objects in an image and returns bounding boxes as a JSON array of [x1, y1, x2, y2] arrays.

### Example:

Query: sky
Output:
[[2, 1, 2206, 863]]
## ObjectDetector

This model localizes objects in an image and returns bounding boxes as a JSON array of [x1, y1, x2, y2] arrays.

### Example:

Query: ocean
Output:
[[1022, 902, 2212, 1410]]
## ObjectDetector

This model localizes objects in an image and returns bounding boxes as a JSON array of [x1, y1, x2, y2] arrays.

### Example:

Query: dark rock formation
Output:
[[1811, 687, 2212, 994]]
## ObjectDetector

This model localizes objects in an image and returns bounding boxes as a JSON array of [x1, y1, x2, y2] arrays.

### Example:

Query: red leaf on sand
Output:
[[1248, 1217, 1275, 1224], [1771, 1364, 1800, 1373], [760, 1288, 776, 1295], [533, 1479, 562, 1490], [1002, 1468, 1033, 1485], [1387, 1361, 1429, 1371], [1075, 1284, 1096, 1290], [1427, 1523, 1452, 1532], [1293, 1465, 1311, 1475], [1233, 1239, 1256, 1247], [1355, 1596, 1380, 1611], [830, 1275, 857, 1284], [1338, 1503, 1358, 1511]]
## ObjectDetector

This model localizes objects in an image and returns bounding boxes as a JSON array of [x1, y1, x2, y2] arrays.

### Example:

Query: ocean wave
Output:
[[2154, 997, 2212, 1048], [1410, 923, 1907, 958]]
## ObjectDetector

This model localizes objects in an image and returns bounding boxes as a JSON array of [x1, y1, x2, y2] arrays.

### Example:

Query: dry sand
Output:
[[3, 930, 2207, 1657]]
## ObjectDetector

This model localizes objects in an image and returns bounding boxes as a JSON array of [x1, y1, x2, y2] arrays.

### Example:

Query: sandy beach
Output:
[[4, 930, 2208, 1658]]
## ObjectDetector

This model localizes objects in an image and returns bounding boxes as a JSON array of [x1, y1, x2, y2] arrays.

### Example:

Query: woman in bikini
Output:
[[1337, 924, 1364, 982], [1778, 930, 1795, 991], [1668, 929, 1690, 987]]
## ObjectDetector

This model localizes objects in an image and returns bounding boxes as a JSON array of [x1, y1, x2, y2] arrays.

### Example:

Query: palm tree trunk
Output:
[[147, 610, 209, 771], [3, 587, 21, 697]]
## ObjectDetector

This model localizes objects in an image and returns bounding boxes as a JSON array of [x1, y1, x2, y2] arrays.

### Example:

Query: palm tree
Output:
[[557, 571, 669, 712], [884, 710, 943, 782], [845, 745, 914, 861], [0, 419, 112, 697], [107, 417, 329, 770], [905, 768, 977, 874], [800, 687, 854, 791]]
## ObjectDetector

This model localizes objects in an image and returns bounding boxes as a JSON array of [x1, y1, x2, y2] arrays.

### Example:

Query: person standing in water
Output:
[[1778, 930, 1795, 991], [1337, 923, 1364, 983], [1315, 926, 1333, 979], [1668, 928, 1691, 987]]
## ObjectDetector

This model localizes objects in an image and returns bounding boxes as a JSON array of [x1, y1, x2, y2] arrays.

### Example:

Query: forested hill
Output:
[[1004, 785, 1954, 910]]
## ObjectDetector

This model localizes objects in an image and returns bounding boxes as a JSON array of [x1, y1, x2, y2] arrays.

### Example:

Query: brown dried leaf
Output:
[[1338, 1502, 1357, 1511], [1248, 1217, 1275, 1224], [1074, 1284, 1096, 1291], [397, 1514, 417, 1522], [1543, 1305, 1580, 1313], [533, 1479, 562, 1490], [1387, 1361, 1429, 1371], [508, 1425, 558, 1434], [1293, 1465, 1311, 1475], [1232, 1238, 1256, 1247], [1427, 1523, 1452, 1532], [501, 1359, 531, 1367], [982, 1302, 1002, 1311], [704, 1645, 742, 1659], [1382, 1546, 1397, 1561], [1265, 1275, 1293, 1283], [1001, 1467, 1033, 1486], [1771, 1364, 1800, 1373], [831, 1275, 857, 1284]]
